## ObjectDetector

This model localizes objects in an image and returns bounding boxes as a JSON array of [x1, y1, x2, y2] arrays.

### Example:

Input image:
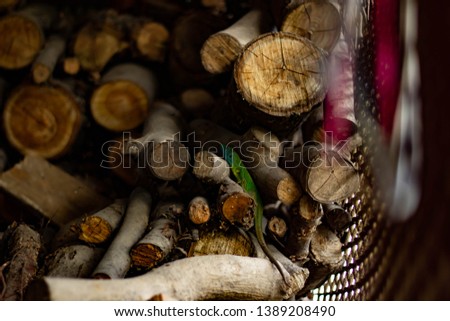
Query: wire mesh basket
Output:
[[313, 0, 450, 300]]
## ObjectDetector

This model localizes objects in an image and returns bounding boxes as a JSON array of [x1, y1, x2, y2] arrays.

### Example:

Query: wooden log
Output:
[[130, 201, 183, 271], [300, 224, 343, 295], [126, 101, 189, 181], [130, 19, 169, 62], [323, 202, 352, 233], [286, 194, 323, 263], [73, 10, 128, 73], [44, 245, 104, 278], [92, 187, 152, 279], [63, 57, 80, 76], [1, 223, 41, 301], [218, 177, 255, 230], [282, 144, 360, 203], [78, 199, 127, 244], [0, 3, 57, 69], [188, 196, 211, 225], [0, 156, 110, 227], [102, 134, 140, 186], [201, 8, 273, 74], [169, 10, 228, 89], [90, 63, 156, 132], [234, 32, 327, 117], [192, 151, 230, 185], [3, 83, 83, 159], [281, 0, 341, 53], [27, 255, 309, 300], [179, 88, 215, 117], [188, 226, 253, 257], [241, 127, 301, 206], [268, 215, 288, 239], [32, 35, 66, 84]]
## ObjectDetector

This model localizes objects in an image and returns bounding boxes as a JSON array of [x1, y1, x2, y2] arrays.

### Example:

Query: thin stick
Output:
[[92, 187, 152, 279]]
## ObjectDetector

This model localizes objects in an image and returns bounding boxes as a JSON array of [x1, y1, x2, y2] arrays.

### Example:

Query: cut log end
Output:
[[277, 176, 302, 206], [201, 32, 242, 74], [130, 243, 164, 270], [63, 57, 81, 75], [91, 80, 149, 132], [234, 32, 327, 117], [79, 216, 113, 244], [134, 22, 169, 62], [281, 0, 341, 53], [268, 216, 288, 239], [148, 141, 189, 181], [305, 151, 360, 203], [32, 63, 52, 84], [3, 85, 82, 159], [188, 197, 211, 225], [0, 15, 43, 69], [221, 192, 255, 229]]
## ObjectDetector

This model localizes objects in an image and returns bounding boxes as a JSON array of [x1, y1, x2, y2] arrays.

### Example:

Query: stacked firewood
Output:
[[0, 0, 362, 300]]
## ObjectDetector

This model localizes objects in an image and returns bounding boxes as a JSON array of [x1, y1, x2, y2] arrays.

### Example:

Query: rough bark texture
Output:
[[300, 225, 343, 295], [286, 194, 323, 263], [27, 255, 309, 300], [192, 151, 230, 185], [130, 201, 183, 271], [1, 223, 41, 301], [79, 199, 127, 244]]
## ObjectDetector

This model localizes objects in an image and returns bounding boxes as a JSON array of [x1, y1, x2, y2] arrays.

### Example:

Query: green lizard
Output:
[[221, 144, 290, 285]]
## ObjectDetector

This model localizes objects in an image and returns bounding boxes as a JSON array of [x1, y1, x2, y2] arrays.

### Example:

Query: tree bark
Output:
[[90, 63, 157, 132], [27, 255, 309, 300], [92, 187, 152, 279], [32, 35, 66, 84], [299, 224, 343, 295], [44, 245, 104, 278], [2, 83, 83, 159], [0, 3, 57, 69], [78, 199, 127, 244], [1, 223, 41, 301], [286, 194, 323, 263], [130, 201, 183, 271], [201, 8, 273, 74], [125, 101, 190, 181], [323, 202, 352, 234], [192, 150, 230, 185]]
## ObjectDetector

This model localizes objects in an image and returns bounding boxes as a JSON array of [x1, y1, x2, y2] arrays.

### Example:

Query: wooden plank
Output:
[[0, 155, 110, 227]]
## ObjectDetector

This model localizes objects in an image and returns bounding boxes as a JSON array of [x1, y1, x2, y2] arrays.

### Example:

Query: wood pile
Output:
[[0, 0, 362, 301]]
